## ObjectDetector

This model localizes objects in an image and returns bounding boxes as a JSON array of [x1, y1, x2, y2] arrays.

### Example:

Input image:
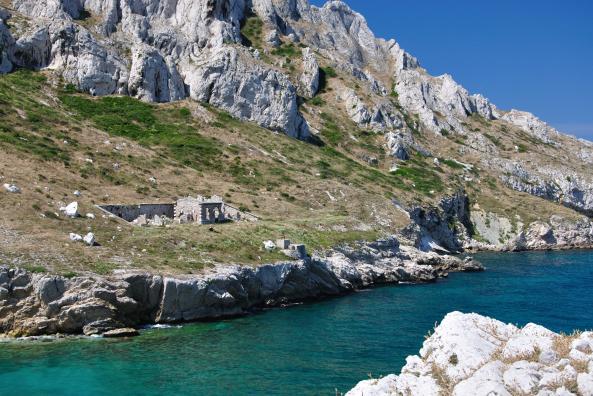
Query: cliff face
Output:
[[348, 312, 593, 396], [0, 240, 482, 337]]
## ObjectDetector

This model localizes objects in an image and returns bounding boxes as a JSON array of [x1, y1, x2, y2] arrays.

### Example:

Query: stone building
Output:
[[175, 195, 226, 224], [98, 195, 258, 226]]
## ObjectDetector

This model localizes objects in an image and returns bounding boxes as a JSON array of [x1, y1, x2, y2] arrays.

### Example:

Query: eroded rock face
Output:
[[4, 0, 311, 138], [485, 158, 593, 216], [299, 47, 319, 98], [348, 312, 593, 396], [185, 46, 309, 138], [128, 45, 185, 103], [0, 239, 482, 337], [0, 11, 14, 73], [404, 192, 473, 253]]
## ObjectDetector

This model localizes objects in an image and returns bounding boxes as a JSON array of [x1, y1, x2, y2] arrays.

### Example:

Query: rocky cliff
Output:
[[348, 312, 593, 396], [403, 192, 593, 253], [0, 239, 482, 337]]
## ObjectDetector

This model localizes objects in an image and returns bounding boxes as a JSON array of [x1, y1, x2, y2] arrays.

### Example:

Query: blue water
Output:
[[1, 250, 592, 395]]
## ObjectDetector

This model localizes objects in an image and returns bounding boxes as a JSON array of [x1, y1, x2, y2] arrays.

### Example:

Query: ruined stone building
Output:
[[98, 195, 258, 226], [175, 195, 226, 224]]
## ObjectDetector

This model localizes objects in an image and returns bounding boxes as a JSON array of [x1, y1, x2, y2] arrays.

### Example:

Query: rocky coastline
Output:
[[2, 189, 593, 339], [347, 312, 593, 396], [0, 238, 482, 337]]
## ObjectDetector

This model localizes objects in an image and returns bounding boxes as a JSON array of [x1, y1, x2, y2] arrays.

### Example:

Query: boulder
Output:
[[60, 202, 79, 217], [263, 240, 276, 251], [83, 233, 96, 246], [3, 183, 21, 193]]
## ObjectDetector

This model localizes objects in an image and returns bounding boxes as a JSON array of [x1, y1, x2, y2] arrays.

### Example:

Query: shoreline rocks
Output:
[[0, 238, 482, 337], [347, 312, 593, 396]]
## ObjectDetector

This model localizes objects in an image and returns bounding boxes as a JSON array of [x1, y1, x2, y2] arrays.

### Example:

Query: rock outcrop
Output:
[[2, 0, 310, 138], [348, 312, 593, 396], [0, 239, 482, 337], [299, 47, 319, 99], [404, 192, 473, 253], [501, 109, 558, 144], [482, 158, 593, 217], [403, 192, 593, 253], [1, 0, 576, 145]]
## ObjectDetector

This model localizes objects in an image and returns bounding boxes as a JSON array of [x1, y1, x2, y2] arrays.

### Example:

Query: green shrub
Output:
[[321, 66, 337, 78], [60, 94, 221, 169], [241, 16, 264, 48], [441, 159, 465, 169], [271, 43, 298, 58], [308, 96, 325, 106]]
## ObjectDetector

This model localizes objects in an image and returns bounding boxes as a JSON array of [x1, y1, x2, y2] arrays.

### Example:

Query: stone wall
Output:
[[97, 204, 174, 223]]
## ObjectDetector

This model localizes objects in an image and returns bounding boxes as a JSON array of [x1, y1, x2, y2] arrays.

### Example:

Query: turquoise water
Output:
[[1, 250, 592, 395]]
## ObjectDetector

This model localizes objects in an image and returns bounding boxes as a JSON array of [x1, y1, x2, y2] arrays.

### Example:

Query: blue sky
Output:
[[309, 0, 593, 140]]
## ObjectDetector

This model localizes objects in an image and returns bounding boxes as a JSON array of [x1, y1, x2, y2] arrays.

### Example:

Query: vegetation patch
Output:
[[240, 15, 264, 48], [319, 112, 344, 145], [60, 94, 221, 169]]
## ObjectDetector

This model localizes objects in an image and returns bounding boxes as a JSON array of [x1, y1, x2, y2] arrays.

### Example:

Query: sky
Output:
[[309, 0, 593, 141]]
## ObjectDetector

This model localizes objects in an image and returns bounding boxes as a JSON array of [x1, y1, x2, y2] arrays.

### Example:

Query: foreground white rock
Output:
[[348, 312, 592, 396]]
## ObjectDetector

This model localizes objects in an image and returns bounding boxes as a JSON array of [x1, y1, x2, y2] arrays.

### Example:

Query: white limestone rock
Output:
[[3, 183, 21, 193], [502, 323, 557, 360], [418, 312, 516, 382], [59, 202, 79, 217], [578, 372, 593, 396], [385, 132, 410, 160], [453, 361, 510, 396], [340, 88, 403, 132], [503, 360, 543, 394], [184, 46, 310, 140], [83, 232, 96, 246], [501, 110, 558, 144], [128, 45, 185, 103], [69, 233, 83, 242], [299, 47, 319, 99], [263, 240, 276, 251], [349, 312, 591, 396]]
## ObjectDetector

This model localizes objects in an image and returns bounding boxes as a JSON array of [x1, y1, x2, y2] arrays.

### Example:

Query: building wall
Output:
[[98, 204, 175, 222]]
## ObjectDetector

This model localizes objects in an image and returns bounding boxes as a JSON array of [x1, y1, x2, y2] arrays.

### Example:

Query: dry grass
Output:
[[553, 331, 581, 358]]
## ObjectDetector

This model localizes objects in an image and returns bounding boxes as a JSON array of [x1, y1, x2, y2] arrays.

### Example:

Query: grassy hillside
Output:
[[0, 70, 584, 276]]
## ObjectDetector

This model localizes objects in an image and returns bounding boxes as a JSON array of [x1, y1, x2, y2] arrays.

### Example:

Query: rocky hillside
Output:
[[0, 0, 592, 274], [347, 312, 593, 396]]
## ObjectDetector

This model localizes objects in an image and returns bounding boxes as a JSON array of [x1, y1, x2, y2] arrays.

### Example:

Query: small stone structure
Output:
[[273, 239, 308, 259], [98, 196, 258, 226], [175, 195, 226, 224]]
